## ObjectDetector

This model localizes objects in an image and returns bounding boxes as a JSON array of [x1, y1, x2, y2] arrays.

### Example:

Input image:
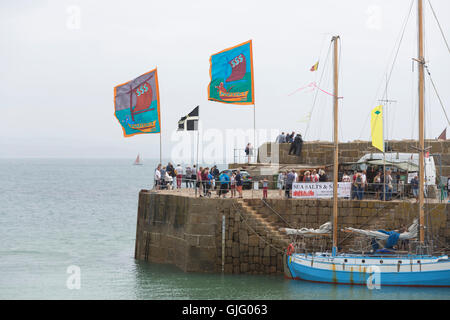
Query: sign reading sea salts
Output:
[[292, 182, 351, 199]]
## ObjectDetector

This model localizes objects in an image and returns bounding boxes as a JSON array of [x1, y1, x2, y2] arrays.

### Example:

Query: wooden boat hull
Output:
[[285, 253, 450, 287]]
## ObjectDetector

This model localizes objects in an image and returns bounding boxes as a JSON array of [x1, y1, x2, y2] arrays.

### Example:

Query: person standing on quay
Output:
[[384, 170, 393, 201], [175, 164, 183, 189], [411, 175, 419, 202], [286, 170, 296, 199], [294, 133, 303, 156], [185, 166, 192, 188], [191, 165, 197, 189], [277, 171, 285, 197], [235, 170, 243, 198], [197, 166, 203, 197], [245, 143, 252, 163], [230, 172, 236, 198], [219, 171, 230, 198], [360, 169, 368, 199], [201, 168, 209, 196], [262, 178, 269, 199], [355, 173, 364, 200], [288, 136, 296, 155], [154, 164, 161, 190], [373, 171, 382, 200], [276, 132, 285, 143]]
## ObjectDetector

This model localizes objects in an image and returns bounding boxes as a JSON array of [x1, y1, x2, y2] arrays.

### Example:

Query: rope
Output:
[[304, 41, 332, 140], [424, 64, 450, 127], [427, 0, 450, 54]]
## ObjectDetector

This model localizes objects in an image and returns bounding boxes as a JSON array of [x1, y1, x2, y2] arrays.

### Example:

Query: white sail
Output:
[[343, 219, 418, 240], [280, 222, 331, 237]]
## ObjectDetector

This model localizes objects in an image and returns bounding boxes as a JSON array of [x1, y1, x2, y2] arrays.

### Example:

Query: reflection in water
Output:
[[134, 260, 450, 300]]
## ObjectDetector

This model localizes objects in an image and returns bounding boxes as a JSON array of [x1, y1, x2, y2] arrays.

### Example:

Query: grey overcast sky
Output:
[[1, 0, 449, 162]]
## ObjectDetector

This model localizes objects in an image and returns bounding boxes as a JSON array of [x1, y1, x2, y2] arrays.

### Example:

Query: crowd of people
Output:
[[153, 162, 436, 202], [342, 169, 428, 202], [277, 169, 328, 198], [153, 163, 245, 198]]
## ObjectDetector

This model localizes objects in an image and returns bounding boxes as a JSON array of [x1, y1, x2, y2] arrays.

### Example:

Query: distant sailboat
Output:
[[134, 154, 143, 166]]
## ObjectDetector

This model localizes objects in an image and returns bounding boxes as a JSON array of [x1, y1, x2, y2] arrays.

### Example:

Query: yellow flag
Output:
[[371, 105, 384, 152]]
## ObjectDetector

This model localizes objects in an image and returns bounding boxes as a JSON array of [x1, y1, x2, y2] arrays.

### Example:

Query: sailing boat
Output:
[[284, 2, 450, 287], [133, 154, 143, 166]]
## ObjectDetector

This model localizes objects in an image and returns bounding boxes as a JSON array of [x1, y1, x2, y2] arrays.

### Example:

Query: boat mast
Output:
[[417, 0, 425, 244], [332, 35, 340, 256]]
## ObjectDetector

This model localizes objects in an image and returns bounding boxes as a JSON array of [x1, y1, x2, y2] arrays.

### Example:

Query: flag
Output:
[[114, 68, 161, 137], [438, 128, 446, 140], [208, 40, 254, 105], [310, 61, 319, 72], [178, 106, 199, 131], [371, 105, 384, 152]]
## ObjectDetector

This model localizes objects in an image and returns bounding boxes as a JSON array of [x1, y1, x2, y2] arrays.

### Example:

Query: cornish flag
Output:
[[177, 106, 199, 131]]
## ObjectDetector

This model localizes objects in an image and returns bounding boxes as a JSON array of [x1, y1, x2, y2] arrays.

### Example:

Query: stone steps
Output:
[[236, 200, 291, 249]]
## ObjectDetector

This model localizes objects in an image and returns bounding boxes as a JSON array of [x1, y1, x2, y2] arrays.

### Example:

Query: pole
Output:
[[417, 0, 425, 244], [159, 132, 162, 165], [384, 75, 387, 202], [195, 108, 200, 197], [332, 36, 339, 256], [253, 103, 256, 164]]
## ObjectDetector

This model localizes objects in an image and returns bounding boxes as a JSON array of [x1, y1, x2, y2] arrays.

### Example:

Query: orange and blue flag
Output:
[[114, 68, 161, 137], [208, 40, 254, 105]]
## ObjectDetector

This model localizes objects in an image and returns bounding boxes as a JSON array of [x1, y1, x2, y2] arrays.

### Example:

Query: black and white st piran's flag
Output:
[[177, 106, 199, 131]]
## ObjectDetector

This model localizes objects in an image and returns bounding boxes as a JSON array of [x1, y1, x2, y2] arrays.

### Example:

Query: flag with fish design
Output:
[[114, 68, 161, 137], [208, 40, 254, 105]]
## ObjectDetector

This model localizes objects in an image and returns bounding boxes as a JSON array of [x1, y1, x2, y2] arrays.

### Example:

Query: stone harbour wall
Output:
[[135, 190, 450, 275]]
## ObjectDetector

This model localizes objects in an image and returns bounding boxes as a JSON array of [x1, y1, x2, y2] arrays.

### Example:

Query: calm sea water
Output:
[[0, 159, 449, 300]]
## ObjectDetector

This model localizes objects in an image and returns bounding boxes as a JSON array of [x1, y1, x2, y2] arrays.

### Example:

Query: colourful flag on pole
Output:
[[310, 61, 319, 72], [114, 68, 161, 137], [371, 105, 384, 152], [208, 40, 254, 105]]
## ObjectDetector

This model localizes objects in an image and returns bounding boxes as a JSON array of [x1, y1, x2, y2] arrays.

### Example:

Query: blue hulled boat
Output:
[[285, 253, 450, 287]]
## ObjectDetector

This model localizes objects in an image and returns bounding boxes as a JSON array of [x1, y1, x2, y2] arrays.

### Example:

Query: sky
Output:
[[0, 0, 448, 163]]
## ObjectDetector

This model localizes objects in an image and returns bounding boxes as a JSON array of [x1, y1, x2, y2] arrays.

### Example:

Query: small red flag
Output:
[[310, 61, 319, 72]]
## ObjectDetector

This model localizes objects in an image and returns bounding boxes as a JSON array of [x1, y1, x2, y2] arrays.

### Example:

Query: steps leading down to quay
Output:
[[235, 199, 291, 251]]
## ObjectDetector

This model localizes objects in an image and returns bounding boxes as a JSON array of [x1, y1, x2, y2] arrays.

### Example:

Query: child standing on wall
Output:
[[262, 178, 268, 199]]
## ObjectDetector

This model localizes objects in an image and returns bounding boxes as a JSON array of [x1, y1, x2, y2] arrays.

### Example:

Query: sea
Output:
[[0, 158, 449, 300]]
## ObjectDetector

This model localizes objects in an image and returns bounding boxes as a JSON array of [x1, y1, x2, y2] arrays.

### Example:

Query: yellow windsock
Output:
[[371, 105, 384, 152]]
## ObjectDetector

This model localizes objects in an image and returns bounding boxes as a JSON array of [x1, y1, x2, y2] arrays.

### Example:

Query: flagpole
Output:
[[196, 106, 200, 197], [160, 132, 162, 165], [253, 102, 256, 164]]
